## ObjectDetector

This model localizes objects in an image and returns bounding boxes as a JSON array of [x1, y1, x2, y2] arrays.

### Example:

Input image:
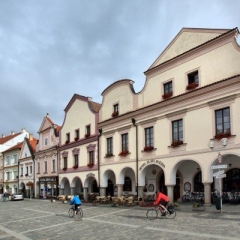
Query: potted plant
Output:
[[85, 133, 90, 138], [25, 173, 28, 176], [162, 92, 173, 100], [105, 153, 113, 157], [192, 202, 205, 211], [74, 137, 79, 141], [118, 150, 129, 157], [111, 111, 119, 118], [87, 163, 94, 168], [72, 165, 78, 169], [214, 132, 231, 140], [62, 167, 67, 171], [171, 140, 183, 148], [186, 82, 199, 90], [65, 140, 69, 144], [144, 146, 154, 152]]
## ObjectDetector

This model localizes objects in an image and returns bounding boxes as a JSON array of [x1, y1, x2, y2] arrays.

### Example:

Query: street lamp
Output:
[[209, 138, 228, 213], [29, 174, 32, 200]]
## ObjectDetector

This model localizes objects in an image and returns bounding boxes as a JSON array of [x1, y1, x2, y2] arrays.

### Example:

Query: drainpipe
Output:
[[132, 118, 138, 199], [98, 129, 102, 195]]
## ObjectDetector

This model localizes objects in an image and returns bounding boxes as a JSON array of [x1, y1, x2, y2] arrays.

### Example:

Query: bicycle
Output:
[[146, 205, 176, 220], [68, 205, 83, 219]]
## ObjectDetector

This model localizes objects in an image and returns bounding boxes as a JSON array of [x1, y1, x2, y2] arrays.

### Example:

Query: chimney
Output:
[[11, 131, 15, 135], [21, 128, 26, 133], [2, 134, 5, 138], [29, 134, 33, 140]]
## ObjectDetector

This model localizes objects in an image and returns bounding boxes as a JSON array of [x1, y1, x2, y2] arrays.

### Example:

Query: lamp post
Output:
[[209, 138, 228, 213], [29, 174, 32, 200]]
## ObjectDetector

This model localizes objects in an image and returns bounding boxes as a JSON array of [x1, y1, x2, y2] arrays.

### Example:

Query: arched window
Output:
[[194, 172, 204, 192], [223, 168, 240, 192], [123, 177, 132, 191]]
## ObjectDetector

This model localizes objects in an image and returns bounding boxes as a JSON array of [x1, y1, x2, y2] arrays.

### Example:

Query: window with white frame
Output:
[[6, 172, 10, 180], [106, 137, 113, 156], [64, 157, 68, 169], [89, 151, 94, 164], [44, 161, 47, 173], [44, 137, 48, 146], [5, 156, 10, 165], [121, 133, 128, 151], [172, 119, 183, 143], [37, 162, 40, 174], [13, 171, 18, 179], [30, 166, 32, 174], [52, 159, 56, 172], [74, 154, 79, 167], [145, 127, 154, 147], [13, 154, 17, 164], [215, 107, 230, 135], [21, 167, 23, 176]]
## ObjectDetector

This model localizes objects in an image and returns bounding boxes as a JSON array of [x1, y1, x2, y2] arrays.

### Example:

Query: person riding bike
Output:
[[69, 193, 82, 217], [153, 191, 169, 215]]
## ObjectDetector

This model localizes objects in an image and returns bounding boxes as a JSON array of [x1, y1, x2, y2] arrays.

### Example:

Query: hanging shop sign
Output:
[[139, 158, 165, 171]]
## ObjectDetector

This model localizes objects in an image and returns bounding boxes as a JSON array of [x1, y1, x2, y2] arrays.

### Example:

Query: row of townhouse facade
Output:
[[1, 27, 240, 205]]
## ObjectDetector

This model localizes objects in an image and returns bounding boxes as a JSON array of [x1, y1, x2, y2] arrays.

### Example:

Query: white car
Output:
[[11, 193, 24, 201]]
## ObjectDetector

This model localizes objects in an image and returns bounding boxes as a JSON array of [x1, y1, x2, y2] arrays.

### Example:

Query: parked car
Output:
[[11, 193, 24, 201]]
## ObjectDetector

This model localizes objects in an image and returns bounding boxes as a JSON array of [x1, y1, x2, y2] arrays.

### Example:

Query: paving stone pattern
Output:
[[0, 199, 240, 240]]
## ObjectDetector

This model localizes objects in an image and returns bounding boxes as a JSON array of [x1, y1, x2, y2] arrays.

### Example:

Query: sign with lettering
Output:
[[216, 174, 226, 179], [139, 159, 165, 171], [213, 170, 225, 177], [211, 165, 227, 169]]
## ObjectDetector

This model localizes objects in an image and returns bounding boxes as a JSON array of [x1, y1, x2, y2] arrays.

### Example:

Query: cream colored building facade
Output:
[[58, 94, 101, 200], [98, 27, 240, 204]]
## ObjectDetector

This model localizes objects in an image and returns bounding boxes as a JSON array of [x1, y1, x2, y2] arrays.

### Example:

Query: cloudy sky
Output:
[[0, 0, 240, 138]]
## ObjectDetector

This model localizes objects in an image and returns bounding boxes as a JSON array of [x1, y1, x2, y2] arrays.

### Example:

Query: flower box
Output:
[[26, 182, 34, 187], [72, 165, 78, 169], [25, 174, 28, 176], [143, 146, 154, 152], [162, 92, 173, 100], [65, 140, 70, 144], [87, 163, 94, 168], [85, 134, 90, 138], [186, 82, 199, 90], [62, 167, 67, 171], [171, 140, 183, 148], [118, 150, 129, 157], [74, 137, 79, 141], [105, 153, 113, 158], [111, 111, 119, 118], [214, 132, 231, 140]]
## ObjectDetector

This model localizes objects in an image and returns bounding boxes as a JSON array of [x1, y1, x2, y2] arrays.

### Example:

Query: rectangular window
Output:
[[6, 172, 10, 180], [6, 156, 10, 165], [121, 133, 128, 151], [86, 125, 91, 136], [26, 167, 28, 175], [13, 171, 18, 180], [64, 157, 68, 169], [44, 138, 48, 146], [30, 166, 32, 174], [145, 127, 154, 147], [44, 161, 47, 173], [113, 103, 119, 113], [107, 137, 113, 155], [52, 159, 55, 172], [66, 133, 70, 144], [172, 119, 183, 142], [75, 129, 79, 140], [37, 163, 40, 174], [21, 167, 23, 176], [215, 107, 230, 134], [89, 151, 94, 164], [13, 154, 18, 164], [188, 71, 199, 84], [164, 81, 173, 94], [74, 155, 79, 167]]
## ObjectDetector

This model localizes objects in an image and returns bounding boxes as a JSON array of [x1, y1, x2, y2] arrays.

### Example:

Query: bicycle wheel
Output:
[[76, 208, 83, 219], [68, 208, 74, 218], [146, 209, 158, 220], [165, 209, 176, 219]]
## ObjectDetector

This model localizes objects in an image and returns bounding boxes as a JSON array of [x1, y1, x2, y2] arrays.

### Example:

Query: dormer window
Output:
[[112, 104, 119, 117], [186, 71, 199, 90]]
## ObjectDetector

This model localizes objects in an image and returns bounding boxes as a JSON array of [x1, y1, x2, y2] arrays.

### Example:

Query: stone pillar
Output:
[[203, 182, 212, 205], [117, 184, 123, 197], [70, 187, 75, 195], [138, 186, 143, 198], [166, 185, 174, 203], [83, 187, 88, 201], [100, 187, 106, 196], [59, 188, 64, 195]]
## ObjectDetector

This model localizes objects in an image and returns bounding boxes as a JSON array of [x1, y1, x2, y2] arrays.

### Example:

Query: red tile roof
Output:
[[0, 132, 21, 144], [3, 142, 23, 153]]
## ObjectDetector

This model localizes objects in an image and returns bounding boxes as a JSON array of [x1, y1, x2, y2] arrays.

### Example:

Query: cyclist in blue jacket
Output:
[[70, 193, 82, 217]]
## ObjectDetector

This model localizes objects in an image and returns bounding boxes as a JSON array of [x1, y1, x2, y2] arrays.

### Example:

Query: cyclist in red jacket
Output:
[[153, 191, 169, 214]]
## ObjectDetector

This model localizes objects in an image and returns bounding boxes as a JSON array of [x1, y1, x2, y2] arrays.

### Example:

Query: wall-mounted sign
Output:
[[139, 159, 165, 171], [86, 173, 95, 178]]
